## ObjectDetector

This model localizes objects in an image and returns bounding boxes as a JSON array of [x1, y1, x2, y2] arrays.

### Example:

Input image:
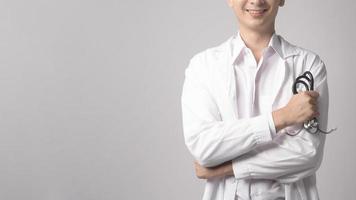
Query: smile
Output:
[[246, 9, 268, 17]]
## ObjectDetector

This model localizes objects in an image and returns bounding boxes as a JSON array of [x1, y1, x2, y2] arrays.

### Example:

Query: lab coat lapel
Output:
[[225, 57, 239, 120], [270, 35, 299, 110]]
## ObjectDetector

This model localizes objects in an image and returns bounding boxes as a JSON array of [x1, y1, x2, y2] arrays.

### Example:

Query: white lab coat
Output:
[[181, 33, 329, 200]]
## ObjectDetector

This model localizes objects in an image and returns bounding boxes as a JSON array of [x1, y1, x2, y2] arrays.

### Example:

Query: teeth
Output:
[[247, 9, 265, 14]]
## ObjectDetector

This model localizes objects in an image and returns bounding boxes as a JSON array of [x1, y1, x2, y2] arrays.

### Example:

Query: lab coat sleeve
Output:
[[232, 60, 329, 184], [181, 55, 273, 168]]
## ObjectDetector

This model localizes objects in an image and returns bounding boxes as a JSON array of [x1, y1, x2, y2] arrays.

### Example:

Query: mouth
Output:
[[245, 8, 268, 17]]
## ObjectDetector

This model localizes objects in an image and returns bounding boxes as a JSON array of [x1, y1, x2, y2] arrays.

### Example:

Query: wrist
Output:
[[223, 161, 234, 177], [272, 107, 289, 132], [214, 161, 234, 178]]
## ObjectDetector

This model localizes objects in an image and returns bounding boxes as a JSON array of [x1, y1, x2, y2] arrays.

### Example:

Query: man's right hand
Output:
[[272, 91, 320, 133]]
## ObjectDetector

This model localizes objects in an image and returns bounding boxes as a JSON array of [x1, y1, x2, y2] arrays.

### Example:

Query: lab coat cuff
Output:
[[251, 114, 273, 145], [232, 157, 251, 180], [268, 112, 277, 139]]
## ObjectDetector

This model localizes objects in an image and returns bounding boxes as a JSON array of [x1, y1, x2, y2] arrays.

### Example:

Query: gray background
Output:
[[0, 0, 354, 199]]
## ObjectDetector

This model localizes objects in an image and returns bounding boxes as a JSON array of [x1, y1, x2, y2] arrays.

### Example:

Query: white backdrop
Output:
[[0, 0, 354, 199]]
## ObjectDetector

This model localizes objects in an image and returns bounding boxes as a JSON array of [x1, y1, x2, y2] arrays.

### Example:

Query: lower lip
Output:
[[247, 10, 267, 17]]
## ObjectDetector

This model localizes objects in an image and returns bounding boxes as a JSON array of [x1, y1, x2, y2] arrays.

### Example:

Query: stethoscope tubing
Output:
[[285, 71, 336, 136]]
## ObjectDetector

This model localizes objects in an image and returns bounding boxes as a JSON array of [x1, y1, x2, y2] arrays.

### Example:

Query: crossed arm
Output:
[[181, 57, 328, 183], [192, 106, 312, 180], [194, 159, 234, 179], [188, 92, 327, 182], [193, 107, 287, 179]]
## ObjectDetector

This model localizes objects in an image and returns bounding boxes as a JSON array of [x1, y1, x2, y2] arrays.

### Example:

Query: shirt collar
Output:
[[230, 31, 285, 65]]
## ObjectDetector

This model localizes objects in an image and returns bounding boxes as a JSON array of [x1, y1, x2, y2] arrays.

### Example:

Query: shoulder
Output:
[[296, 46, 325, 67], [185, 36, 232, 78], [297, 46, 327, 81], [188, 36, 233, 67], [280, 35, 324, 65], [280, 36, 327, 84]]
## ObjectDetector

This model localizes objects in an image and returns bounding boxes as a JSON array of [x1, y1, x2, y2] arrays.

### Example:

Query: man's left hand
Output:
[[194, 160, 234, 179]]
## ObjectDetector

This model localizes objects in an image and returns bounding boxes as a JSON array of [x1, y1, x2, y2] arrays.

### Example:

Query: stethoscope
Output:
[[285, 71, 337, 136]]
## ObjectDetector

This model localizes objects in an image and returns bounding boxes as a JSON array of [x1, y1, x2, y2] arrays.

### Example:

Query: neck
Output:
[[239, 26, 275, 52], [239, 26, 275, 63]]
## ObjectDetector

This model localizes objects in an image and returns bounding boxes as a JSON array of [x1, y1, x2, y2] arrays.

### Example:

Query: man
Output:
[[181, 0, 329, 200]]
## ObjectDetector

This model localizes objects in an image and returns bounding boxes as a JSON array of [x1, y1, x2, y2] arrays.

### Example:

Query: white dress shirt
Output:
[[181, 30, 329, 200], [233, 32, 284, 200]]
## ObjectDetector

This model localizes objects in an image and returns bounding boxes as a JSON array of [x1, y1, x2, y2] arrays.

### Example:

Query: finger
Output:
[[310, 104, 319, 117], [305, 91, 319, 98], [312, 110, 320, 118], [309, 98, 318, 105]]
